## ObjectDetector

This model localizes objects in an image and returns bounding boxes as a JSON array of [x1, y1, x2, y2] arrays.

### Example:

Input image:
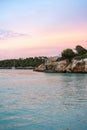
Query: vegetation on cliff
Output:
[[35, 45, 87, 73], [61, 45, 87, 61], [74, 45, 87, 59], [61, 49, 75, 61]]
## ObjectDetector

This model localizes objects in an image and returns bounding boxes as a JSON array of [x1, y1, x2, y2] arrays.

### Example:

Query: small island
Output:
[[34, 45, 87, 73]]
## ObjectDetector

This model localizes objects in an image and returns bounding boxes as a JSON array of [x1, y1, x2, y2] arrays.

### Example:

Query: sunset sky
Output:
[[0, 0, 87, 59]]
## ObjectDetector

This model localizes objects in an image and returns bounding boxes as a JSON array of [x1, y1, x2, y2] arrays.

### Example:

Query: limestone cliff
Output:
[[66, 58, 87, 73], [35, 57, 87, 73]]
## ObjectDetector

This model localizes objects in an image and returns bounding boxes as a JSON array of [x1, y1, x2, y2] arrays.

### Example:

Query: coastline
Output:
[[0, 67, 34, 70], [34, 58, 87, 73]]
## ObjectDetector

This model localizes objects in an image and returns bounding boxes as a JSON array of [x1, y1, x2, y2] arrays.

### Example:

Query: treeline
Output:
[[0, 57, 47, 68]]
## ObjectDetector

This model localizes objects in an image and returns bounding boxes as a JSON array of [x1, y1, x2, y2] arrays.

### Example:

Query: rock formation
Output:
[[35, 57, 87, 73], [34, 64, 46, 72]]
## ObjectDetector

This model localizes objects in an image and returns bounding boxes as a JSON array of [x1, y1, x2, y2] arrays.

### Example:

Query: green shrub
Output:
[[75, 45, 87, 55], [61, 49, 75, 60], [74, 52, 87, 60]]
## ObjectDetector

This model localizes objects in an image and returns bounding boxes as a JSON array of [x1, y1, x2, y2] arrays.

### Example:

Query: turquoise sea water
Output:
[[0, 69, 87, 130]]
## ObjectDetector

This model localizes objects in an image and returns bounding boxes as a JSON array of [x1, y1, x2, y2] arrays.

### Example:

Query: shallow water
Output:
[[0, 69, 87, 130]]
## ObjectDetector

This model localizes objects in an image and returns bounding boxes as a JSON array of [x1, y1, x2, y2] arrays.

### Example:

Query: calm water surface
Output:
[[0, 69, 87, 130]]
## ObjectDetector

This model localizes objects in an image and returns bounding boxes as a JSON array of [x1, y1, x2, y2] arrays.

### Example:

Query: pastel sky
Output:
[[0, 0, 87, 59]]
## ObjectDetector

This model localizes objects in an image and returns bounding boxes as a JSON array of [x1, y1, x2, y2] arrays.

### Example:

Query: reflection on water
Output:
[[0, 69, 87, 130]]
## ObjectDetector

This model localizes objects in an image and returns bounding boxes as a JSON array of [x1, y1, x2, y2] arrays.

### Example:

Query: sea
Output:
[[0, 69, 87, 130]]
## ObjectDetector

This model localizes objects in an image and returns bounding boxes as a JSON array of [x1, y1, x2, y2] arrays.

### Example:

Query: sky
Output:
[[0, 0, 87, 59]]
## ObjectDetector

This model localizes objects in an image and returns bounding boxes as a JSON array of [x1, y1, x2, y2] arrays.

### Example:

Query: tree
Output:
[[61, 48, 75, 60], [75, 45, 87, 55]]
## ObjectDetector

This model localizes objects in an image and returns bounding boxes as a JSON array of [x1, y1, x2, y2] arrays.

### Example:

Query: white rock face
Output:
[[85, 59, 87, 71], [84, 58, 87, 62], [45, 56, 59, 65], [66, 58, 87, 73], [55, 60, 68, 72]]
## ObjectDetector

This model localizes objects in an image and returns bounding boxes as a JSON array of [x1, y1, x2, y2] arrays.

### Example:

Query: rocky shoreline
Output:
[[34, 57, 87, 73]]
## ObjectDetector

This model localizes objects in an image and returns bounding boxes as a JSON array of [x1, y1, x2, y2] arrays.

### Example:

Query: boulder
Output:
[[34, 64, 46, 72]]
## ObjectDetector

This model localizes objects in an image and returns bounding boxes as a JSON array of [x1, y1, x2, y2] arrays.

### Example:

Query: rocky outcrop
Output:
[[34, 64, 46, 72], [35, 57, 87, 73], [66, 59, 87, 73], [65, 59, 87, 73], [45, 60, 69, 72]]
